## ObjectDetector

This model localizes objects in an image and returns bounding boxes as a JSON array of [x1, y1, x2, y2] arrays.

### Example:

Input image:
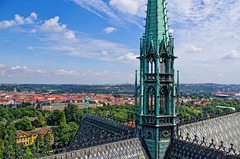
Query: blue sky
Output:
[[0, 0, 240, 84]]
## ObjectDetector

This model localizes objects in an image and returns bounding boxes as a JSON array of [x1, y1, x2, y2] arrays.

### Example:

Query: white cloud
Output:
[[31, 12, 37, 20], [29, 29, 36, 33], [189, 45, 202, 53], [129, 74, 134, 79], [0, 20, 16, 29], [41, 16, 66, 32], [104, 27, 117, 34], [101, 51, 108, 57], [0, 64, 6, 75], [110, 0, 145, 16], [0, 12, 37, 29], [55, 69, 78, 76], [0, 63, 135, 84], [118, 52, 138, 63], [64, 30, 76, 40], [14, 14, 25, 25], [169, 29, 174, 34], [10, 66, 31, 72], [223, 50, 240, 60], [70, 0, 118, 19], [41, 16, 76, 40], [36, 69, 47, 74], [165, 0, 240, 83], [10, 66, 23, 70], [38, 32, 135, 63], [27, 46, 34, 50], [69, 0, 146, 28], [0, 65, 80, 81], [25, 12, 38, 24]]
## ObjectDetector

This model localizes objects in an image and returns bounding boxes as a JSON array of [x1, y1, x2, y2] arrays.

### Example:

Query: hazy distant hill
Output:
[[0, 83, 240, 94], [180, 83, 240, 93]]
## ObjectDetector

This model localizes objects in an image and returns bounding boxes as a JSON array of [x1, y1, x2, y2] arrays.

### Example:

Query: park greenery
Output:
[[0, 97, 239, 158]]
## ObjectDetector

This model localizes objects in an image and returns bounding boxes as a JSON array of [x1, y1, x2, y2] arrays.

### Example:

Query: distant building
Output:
[[40, 102, 100, 112], [15, 127, 53, 146], [0, 99, 15, 105], [13, 88, 17, 93], [215, 106, 236, 111]]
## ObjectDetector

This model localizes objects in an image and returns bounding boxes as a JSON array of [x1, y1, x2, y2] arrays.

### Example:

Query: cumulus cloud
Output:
[[41, 16, 66, 32], [10, 66, 31, 72], [110, 0, 145, 16], [64, 31, 76, 40], [0, 64, 83, 81], [41, 16, 76, 40], [0, 65, 47, 79], [15, 14, 25, 25], [104, 27, 117, 34], [223, 50, 240, 60], [30, 12, 37, 20], [0, 20, 16, 29], [6, 65, 46, 75], [0, 12, 37, 29], [55, 69, 78, 76], [118, 52, 138, 63]]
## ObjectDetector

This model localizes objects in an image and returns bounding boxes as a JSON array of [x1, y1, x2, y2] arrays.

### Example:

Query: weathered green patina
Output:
[[135, 0, 179, 158]]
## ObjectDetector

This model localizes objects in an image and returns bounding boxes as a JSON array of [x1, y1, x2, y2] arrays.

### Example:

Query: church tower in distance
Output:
[[135, 0, 180, 158]]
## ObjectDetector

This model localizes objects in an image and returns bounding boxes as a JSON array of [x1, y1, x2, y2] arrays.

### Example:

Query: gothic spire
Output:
[[145, 0, 170, 52]]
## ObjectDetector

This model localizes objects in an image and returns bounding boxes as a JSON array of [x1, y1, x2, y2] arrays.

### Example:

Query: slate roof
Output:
[[38, 112, 240, 159], [179, 112, 240, 152], [42, 137, 150, 159], [68, 113, 136, 151], [164, 139, 240, 159]]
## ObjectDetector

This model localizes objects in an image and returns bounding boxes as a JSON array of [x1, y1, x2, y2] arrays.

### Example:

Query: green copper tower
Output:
[[135, 0, 179, 158]]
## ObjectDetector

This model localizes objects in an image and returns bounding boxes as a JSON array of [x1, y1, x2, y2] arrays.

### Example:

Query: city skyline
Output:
[[0, 0, 240, 84]]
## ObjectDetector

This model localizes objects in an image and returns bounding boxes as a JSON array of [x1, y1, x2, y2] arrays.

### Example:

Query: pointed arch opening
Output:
[[147, 53, 156, 74], [147, 86, 156, 115], [159, 86, 168, 115]]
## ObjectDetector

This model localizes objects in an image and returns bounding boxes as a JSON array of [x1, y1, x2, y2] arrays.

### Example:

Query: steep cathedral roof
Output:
[[40, 112, 240, 159], [179, 112, 240, 153], [163, 112, 240, 159], [68, 114, 136, 151], [41, 114, 151, 159], [42, 138, 150, 159]]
